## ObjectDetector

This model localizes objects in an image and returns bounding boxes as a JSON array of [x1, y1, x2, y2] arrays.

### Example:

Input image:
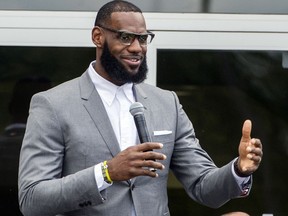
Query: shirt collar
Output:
[[88, 61, 134, 106]]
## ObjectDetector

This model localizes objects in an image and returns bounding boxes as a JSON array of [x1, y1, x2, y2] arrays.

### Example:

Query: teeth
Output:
[[131, 58, 138, 62]]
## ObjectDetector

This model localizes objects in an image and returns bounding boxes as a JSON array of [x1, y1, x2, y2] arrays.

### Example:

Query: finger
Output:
[[141, 168, 159, 178], [247, 145, 263, 156], [242, 119, 252, 142], [145, 160, 165, 169], [247, 154, 262, 163], [126, 161, 163, 178], [247, 149, 263, 160], [136, 142, 163, 152], [142, 151, 166, 161], [251, 138, 262, 148], [130, 153, 166, 170], [129, 165, 159, 178]]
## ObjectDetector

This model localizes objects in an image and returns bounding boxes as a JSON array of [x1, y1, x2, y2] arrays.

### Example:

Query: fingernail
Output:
[[163, 154, 167, 160], [159, 143, 163, 148], [247, 154, 253, 159]]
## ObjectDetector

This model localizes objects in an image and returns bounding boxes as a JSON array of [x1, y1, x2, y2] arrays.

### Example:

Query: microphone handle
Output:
[[134, 114, 152, 143], [134, 113, 156, 172]]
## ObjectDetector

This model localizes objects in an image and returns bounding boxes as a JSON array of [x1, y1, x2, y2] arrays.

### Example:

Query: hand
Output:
[[238, 120, 263, 175], [106, 142, 166, 181]]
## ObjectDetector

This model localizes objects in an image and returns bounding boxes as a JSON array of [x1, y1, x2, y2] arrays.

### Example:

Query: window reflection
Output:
[[157, 50, 288, 215]]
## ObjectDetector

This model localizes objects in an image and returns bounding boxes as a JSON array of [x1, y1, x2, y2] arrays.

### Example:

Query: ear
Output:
[[92, 27, 104, 48]]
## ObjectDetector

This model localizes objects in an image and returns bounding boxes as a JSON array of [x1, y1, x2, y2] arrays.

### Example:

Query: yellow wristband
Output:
[[103, 160, 113, 183]]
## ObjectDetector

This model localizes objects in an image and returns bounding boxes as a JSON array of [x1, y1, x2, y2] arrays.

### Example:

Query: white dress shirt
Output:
[[88, 61, 137, 215]]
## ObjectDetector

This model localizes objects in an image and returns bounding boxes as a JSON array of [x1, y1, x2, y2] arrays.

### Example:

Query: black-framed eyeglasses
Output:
[[98, 25, 155, 46]]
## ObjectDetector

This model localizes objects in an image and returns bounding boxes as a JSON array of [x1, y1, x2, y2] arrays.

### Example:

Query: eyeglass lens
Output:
[[118, 32, 152, 46]]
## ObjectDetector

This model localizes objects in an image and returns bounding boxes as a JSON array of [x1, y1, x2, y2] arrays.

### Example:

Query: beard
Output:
[[100, 42, 148, 84]]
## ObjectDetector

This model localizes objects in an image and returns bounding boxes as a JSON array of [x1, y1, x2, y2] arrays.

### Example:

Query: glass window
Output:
[[0, 46, 94, 215], [0, 0, 287, 14], [157, 50, 288, 215]]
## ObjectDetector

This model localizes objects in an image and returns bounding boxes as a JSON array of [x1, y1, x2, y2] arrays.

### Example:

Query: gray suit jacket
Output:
[[18, 71, 248, 216]]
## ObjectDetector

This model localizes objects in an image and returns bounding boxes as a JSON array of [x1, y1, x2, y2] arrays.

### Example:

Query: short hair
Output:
[[94, 1, 142, 27]]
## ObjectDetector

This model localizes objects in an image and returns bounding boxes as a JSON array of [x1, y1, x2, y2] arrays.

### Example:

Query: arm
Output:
[[18, 92, 167, 216], [18, 94, 104, 216], [170, 92, 262, 208]]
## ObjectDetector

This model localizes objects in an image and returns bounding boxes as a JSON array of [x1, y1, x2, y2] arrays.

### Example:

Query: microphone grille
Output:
[[129, 102, 145, 116]]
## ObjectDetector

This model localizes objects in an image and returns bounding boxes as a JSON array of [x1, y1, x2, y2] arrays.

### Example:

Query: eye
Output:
[[138, 35, 148, 44], [119, 32, 134, 44]]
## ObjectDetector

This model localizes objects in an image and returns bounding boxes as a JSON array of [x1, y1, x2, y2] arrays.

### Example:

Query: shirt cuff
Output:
[[94, 163, 113, 191], [231, 158, 252, 196]]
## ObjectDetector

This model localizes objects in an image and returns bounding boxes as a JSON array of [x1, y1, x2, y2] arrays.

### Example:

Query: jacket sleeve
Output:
[[18, 93, 105, 216], [169, 91, 251, 208]]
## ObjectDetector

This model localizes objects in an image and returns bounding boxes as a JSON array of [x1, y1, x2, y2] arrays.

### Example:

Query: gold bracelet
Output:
[[102, 160, 113, 184]]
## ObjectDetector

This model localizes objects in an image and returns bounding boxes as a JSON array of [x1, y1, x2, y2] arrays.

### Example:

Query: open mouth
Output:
[[122, 55, 142, 67]]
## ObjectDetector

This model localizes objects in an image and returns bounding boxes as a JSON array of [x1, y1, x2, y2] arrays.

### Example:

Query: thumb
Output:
[[241, 119, 252, 142]]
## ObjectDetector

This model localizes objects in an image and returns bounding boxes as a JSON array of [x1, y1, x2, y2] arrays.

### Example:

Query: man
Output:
[[18, 1, 263, 216]]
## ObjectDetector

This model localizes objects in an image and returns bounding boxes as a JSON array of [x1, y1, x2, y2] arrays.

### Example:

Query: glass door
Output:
[[157, 49, 287, 215]]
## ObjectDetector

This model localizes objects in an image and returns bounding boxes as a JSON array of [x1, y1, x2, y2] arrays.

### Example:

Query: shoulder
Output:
[[135, 82, 176, 98], [46, 77, 81, 96], [33, 71, 89, 103], [29, 75, 84, 113], [134, 83, 180, 110]]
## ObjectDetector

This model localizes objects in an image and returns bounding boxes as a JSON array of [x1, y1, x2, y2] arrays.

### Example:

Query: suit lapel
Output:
[[133, 84, 153, 138], [132, 84, 155, 184], [78, 75, 153, 160], [79, 71, 121, 158]]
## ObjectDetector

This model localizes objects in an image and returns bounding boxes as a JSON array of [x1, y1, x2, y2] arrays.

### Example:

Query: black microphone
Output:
[[129, 102, 156, 171], [129, 102, 152, 143]]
